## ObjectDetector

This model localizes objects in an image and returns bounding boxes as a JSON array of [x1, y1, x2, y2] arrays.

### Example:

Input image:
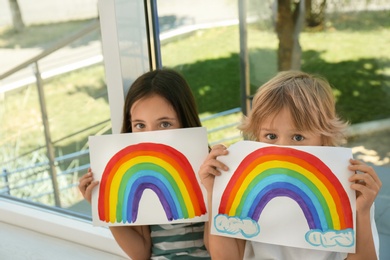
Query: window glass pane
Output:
[[246, 0, 390, 124], [300, 4, 390, 124], [157, 0, 244, 145], [247, 0, 278, 89], [0, 22, 110, 214]]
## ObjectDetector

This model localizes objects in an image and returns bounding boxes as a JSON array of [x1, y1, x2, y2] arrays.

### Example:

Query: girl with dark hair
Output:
[[79, 69, 210, 259]]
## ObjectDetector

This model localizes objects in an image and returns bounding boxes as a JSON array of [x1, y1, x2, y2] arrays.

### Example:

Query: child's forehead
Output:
[[262, 106, 291, 118], [260, 107, 308, 130]]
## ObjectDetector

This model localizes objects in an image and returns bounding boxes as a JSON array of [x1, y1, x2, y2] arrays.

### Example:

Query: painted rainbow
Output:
[[98, 142, 206, 223], [218, 146, 353, 231]]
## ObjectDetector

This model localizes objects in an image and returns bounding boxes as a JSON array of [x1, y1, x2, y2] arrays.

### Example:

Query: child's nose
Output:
[[275, 138, 290, 146], [148, 125, 160, 132]]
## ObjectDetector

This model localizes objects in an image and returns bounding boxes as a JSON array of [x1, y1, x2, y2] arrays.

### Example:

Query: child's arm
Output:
[[109, 225, 152, 260], [78, 169, 152, 259], [346, 159, 382, 260], [199, 144, 246, 259]]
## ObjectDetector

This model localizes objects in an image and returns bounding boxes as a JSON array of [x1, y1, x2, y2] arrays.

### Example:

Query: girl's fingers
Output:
[[209, 144, 229, 170], [208, 144, 228, 158], [198, 144, 230, 192], [208, 158, 228, 172], [78, 168, 99, 200], [204, 164, 223, 177], [87, 180, 99, 190], [199, 160, 224, 179], [81, 180, 99, 203], [85, 180, 99, 195], [78, 175, 92, 191]]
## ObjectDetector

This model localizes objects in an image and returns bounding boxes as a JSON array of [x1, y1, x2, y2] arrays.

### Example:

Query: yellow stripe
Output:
[[229, 160, 340, 229], [109, 156, 194, 223]]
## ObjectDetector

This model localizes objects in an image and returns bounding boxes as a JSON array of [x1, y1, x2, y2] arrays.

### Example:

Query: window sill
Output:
[[0, 197, 127, 259]]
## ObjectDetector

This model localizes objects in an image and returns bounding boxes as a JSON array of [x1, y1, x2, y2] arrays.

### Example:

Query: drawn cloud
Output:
[[306, 229, 355, 247], [214, 214, 260, 238]]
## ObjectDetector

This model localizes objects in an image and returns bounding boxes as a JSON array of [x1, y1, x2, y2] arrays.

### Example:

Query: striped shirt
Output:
[[150, 222, 210, 259]]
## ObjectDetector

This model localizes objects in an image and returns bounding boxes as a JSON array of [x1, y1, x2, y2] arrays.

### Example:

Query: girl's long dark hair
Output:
[[121, 69, 202, 133]]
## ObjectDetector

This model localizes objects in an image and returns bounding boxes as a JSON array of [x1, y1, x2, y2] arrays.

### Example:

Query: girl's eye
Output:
[[160, 122, 172, 128], [134, 123, 145, 129], [293, 135, 305, 141], [266, 133, 277, 140]]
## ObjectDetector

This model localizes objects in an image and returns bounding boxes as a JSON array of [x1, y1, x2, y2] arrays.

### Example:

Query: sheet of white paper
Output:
[[89, 127, 209, 226], [211, 141, 356, 253]]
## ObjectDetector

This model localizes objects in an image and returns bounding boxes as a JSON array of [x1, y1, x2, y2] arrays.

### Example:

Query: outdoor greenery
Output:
[[162, 10, 390, 124], [0, 9, 389, 207]]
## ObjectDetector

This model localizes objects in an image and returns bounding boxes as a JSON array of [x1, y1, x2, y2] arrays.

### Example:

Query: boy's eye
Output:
[[266, 133, 277, 140], [293, 135, 305, 141]]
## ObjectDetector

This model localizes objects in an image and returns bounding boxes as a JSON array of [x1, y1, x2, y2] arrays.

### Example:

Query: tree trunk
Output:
[[276, 0, 303, 71], [8, 0, 25, 32], [276, 0, 294, 71]]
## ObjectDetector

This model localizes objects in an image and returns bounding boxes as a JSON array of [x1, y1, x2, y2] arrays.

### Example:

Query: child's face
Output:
[[257, 107, 323, 146], [130, 94, 181, 132]]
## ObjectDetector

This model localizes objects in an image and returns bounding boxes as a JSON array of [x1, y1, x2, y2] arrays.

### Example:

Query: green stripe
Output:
[[152, 231, 204, 243], [150, 224, 210, 259]]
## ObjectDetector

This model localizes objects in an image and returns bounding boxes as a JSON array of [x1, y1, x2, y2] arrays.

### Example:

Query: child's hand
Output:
[[198, 144, 229, 193], [78, 168, 99, 203], [348, 159, 382, 213]]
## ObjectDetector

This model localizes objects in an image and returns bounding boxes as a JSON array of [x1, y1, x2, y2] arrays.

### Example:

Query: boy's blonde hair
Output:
[[239, 71, 348, 146]]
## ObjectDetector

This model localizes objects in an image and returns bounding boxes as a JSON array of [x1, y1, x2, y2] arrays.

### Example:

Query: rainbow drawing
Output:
[[215, 145, 354, 248], [98, 142, 206, 224]]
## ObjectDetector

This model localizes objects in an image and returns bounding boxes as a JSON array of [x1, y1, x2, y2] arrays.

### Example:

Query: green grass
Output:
[[300, 28, 390, 123]]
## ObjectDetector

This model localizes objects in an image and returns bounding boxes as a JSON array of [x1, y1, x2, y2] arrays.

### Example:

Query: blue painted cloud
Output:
[[306, 229, 354, 248], [214, 214, 260, 238]]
